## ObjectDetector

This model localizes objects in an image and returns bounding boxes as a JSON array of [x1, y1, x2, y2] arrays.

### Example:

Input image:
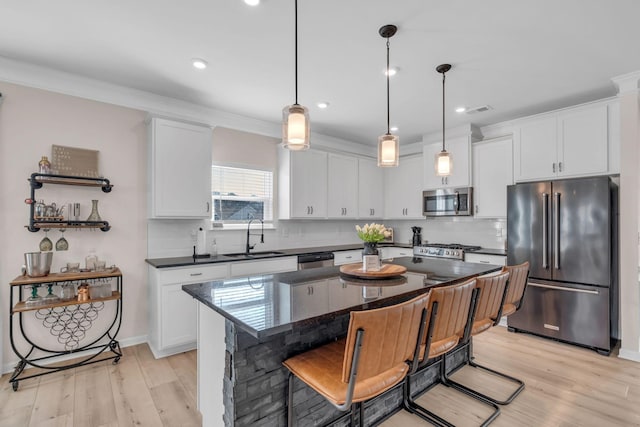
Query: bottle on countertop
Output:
[[38, 156, 51, 174], [211, 238, 218, 256]]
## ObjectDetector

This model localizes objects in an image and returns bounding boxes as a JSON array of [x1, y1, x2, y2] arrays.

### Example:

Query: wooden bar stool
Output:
[[403, 278, 501, 427], [283, 291, 431, 427]]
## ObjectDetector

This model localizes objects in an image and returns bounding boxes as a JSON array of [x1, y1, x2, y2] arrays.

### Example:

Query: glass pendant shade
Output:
[[282, 104, 310, 151], [378, 134, 399, 167], [436, 150, 452, 176]]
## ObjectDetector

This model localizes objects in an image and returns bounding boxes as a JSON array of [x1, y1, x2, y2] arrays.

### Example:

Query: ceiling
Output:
[[1, 0, 639, 145]]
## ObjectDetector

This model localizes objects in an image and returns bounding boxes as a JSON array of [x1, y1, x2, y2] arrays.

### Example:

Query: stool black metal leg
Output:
[[288, 373, 294, 427]]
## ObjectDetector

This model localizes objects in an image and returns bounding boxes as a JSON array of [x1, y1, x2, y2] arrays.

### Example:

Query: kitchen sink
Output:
[[223, 251, 286, 258]]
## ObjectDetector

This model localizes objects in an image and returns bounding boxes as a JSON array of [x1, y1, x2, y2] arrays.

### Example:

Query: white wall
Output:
[[0, 82, 148, 372]]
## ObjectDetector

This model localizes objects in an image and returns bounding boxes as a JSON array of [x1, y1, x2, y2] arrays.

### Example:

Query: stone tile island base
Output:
[[197, 303, 468, 427]]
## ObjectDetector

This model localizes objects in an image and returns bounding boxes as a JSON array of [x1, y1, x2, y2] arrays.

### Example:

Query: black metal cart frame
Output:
[[8, 270, 123, 391]]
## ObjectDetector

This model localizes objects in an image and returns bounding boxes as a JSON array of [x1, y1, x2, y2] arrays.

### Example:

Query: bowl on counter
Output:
[[24, 252, 53, 277]]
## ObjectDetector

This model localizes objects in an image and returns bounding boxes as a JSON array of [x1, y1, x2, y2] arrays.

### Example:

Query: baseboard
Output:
[[148, 341, 197, 359], [618, 348, 640, 362], [2, 334, 148, 375]]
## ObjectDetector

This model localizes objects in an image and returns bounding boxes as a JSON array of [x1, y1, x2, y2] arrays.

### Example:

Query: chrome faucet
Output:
[[245, 216, 264, 254]]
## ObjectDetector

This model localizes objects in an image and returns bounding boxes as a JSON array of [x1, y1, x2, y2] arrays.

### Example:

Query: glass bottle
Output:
[[211, 238, 218, 256], [38, 156, 51, 174], [86, 200, 102, 222]]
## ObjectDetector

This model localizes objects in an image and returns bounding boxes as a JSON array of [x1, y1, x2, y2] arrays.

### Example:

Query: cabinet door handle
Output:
[[371, 208, 374, 216], [190, 272, 203, 277], [552, 163, 556, 173], [558, 162, 563, 172], [475, 205, 478, 214], [206, 202, 210, 213], [311, 206, 314, 215]]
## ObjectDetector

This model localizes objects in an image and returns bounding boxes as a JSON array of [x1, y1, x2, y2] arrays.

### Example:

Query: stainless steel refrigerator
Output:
[[507, 176, 618, 355]]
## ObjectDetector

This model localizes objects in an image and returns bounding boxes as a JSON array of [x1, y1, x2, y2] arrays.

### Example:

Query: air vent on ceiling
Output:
[[465, 105, 493, 114]]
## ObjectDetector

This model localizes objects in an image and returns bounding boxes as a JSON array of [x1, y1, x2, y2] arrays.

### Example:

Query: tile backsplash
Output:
[[147, 217, 507, 259]]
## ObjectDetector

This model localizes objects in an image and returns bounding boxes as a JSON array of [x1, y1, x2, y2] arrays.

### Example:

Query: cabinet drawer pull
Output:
[[479, 260, 490, 264], [345, 256, 352, 259], [190, 272, 203, 276]]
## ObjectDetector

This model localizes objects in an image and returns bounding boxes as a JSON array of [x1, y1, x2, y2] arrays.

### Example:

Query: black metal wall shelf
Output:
[[26, 173, 112, 232]]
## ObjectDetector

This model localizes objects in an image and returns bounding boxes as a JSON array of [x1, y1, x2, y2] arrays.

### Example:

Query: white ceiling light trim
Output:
[[191, 58, 208, 70]]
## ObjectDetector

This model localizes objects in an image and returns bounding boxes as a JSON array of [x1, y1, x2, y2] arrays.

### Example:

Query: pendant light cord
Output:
[[442, 70, 446, 152], [294, 0, 299, 106], [386, 38, 390, 135]]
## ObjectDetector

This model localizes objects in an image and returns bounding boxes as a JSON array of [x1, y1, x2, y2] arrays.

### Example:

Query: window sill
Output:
[[211, 222, 276, 231]]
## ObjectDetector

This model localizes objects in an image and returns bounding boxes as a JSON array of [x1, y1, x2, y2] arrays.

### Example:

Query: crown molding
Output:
[[612, 71, 640, 95], [0, 56, 371, 155]]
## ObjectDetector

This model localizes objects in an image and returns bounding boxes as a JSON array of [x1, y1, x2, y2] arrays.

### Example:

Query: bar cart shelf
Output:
[[26, 173, 112, 232], [8, 268, 123, 391]]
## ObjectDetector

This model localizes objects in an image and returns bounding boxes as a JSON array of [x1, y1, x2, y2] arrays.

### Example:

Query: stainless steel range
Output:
[[413, 243, 481, 261]]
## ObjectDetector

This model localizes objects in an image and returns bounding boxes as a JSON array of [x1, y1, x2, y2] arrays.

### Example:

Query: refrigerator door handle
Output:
[[542, 193, 549, 269], [554, 192, 560, 269], [528, 282, 600, 295]]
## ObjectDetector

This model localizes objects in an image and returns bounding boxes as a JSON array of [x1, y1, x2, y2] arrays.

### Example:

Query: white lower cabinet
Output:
[[278, 279, 330, 322], [380, 247, 413, 260], [333, 250, 363, 266], [328, 277, 362, 311], [228, 256, 298, 278], [464, 253, 506, 266], [149, 263, 229, 358]]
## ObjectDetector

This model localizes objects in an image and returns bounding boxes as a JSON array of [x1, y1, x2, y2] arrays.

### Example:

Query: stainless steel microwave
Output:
[[423, 187, 473, 217]]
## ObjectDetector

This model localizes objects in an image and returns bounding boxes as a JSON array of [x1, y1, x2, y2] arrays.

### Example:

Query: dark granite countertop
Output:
[[145, 243, 413, 268], [182, 256, 500, 338], [467, 248, 507, 256]]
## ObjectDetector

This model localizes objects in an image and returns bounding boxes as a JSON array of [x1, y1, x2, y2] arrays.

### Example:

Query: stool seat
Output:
[[471, 317, 494, 336], [419, 335, 460, 360], [501, 303, 517, 316], [284, 338, 409, 405]]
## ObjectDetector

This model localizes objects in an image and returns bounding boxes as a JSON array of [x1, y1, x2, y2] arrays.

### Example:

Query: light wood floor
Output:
[[1, 327, 639, 427]]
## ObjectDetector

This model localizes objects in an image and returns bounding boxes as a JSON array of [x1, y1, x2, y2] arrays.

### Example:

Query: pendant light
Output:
[[435, 63, 452, 176], [377, 24, 399, 167], [282, 0, 310, 151]]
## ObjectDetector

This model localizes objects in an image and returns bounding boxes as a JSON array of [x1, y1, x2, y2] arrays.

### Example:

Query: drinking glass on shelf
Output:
[[25, 284, 43, 306]]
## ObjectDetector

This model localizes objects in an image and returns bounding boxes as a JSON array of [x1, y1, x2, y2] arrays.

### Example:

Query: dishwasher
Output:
[[297, 252, 335, 270]]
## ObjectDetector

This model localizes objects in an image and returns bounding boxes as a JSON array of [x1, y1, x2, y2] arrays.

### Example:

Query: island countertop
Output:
[[182, 256, 500, 338]]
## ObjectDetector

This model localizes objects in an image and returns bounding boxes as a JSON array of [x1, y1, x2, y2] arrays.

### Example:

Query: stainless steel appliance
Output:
[[506, 176, 618, 355], [297, 252, 335, 270], [413, 243, 481, 261], [423, 187, 473, 217]]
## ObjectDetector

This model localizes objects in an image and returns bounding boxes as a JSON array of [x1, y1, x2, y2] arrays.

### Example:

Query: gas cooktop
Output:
[[413, 243, 482, 260]]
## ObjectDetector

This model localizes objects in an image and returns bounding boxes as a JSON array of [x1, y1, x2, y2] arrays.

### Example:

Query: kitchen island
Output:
[[182, 257, 500, 427]]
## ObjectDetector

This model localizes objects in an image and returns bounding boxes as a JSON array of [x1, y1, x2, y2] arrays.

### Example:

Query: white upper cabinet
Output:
[[278, 148, 328, 219], [327, 153, 358, 218], [423, 136, 471, 189], [148, 118, 212, 218], [514, 101, 611, 182], [472, 137, 513, 218], [384, 155, 424, 219], [557, 104, 608, 177], [357, 158, 384, 219], [513, 116, 557, 181]]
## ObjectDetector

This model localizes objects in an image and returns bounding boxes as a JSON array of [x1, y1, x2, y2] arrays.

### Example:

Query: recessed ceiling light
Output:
[[316, 101, 330, 109], [390, 126, 399, 132], [455, 106, 466, 113], [192, 58, 208, 70], [384, 67, 398, 77], [244, 0, 260, 5]]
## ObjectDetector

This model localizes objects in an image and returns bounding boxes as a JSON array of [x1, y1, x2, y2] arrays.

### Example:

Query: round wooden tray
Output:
[[339, 263, 407, 279]]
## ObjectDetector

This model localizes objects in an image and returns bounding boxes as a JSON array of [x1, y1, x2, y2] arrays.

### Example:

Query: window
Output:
[[211, 165, 273, 224]]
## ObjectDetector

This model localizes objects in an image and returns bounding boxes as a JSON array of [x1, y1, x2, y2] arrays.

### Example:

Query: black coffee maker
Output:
[[411, 226, 422, 246]]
